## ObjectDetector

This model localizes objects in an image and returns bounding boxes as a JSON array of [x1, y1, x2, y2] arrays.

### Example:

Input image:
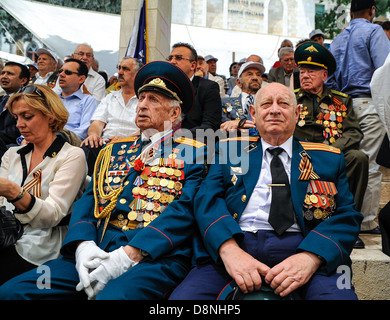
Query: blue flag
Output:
[[126, 0, 147, 64]]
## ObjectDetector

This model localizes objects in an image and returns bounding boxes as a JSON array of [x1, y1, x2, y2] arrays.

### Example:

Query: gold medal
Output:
[[153, 191, 161, 200], [166, 168, 174, 176], [159, 167, 167, 174], [113, 176, 121, 184], [143, 213, 151, 222], [151, 166, 159, 173], [153, 203, 160, 212], [174, 181, 183, 191], [151, 214, 158, 220], [160, 179, 168, 187], [128, 211, 137, 221], [160, 193, 169, 203], [153, 178, 161, 186], [168, 153, 177, 159], [174, 169, 182, 177], [310, 194, 318, 204], [313, 208, 323, 219], [167, 180, 175, 189], [146, 190, 155, 199], [168, 194, 175, 203], [139, 188, 148, 196]]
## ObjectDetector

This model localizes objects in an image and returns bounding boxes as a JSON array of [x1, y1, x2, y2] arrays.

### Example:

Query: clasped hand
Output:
[[219, 239, 322, 298], [75, 241, 136, 299]]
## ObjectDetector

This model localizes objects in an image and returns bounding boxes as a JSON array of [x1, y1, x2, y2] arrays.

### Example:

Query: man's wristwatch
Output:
[[237, 117, 247, 129]]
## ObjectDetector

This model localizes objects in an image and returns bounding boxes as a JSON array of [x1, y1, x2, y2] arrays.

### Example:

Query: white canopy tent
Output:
[[0, 0, 121, 76]]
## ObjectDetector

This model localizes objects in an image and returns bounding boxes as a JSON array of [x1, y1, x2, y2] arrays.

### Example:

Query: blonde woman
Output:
[[0, 84, 87, 284]]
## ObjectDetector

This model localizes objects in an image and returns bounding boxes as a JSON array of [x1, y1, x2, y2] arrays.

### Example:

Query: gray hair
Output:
[[168, 98, 184, 124], [279, 47, 294, 59]]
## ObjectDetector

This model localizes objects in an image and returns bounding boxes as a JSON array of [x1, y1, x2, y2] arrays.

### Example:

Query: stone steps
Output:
[[350, 166, 390, 300]]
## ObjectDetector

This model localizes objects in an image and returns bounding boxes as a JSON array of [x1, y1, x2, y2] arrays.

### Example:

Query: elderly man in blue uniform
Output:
[[220, 61, 264, 136], [170, 82, 363, 300], [0, 61, 207, 300]]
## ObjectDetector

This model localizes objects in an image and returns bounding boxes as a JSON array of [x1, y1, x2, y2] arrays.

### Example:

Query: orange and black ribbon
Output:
[[23, 169, 42, 197]]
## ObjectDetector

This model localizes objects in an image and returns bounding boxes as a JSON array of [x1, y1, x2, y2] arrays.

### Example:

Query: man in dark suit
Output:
[[168, 42, 221, 137], [269, 47, 300, 90], [0, 61, 30, 157]]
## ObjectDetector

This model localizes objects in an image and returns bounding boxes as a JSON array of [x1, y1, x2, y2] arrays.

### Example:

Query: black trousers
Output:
[[379, 201, 390, 256], [0, 245, 36, 285]]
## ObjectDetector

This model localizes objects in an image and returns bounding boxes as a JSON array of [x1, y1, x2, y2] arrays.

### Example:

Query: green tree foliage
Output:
[[316, 0, 390, 40], [35, 0, 122, 14]]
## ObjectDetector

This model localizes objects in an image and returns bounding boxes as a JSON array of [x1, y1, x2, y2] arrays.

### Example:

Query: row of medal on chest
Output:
[[102, 164, 185, 229], [303, 193, 336, 221]]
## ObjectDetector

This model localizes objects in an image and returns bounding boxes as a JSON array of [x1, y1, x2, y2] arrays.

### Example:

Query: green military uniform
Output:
[[293, 41, 368, 212]]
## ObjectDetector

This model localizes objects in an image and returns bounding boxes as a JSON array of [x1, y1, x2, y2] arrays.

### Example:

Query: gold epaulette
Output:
[[331, 90, 348, 98], [174, 137, 205, 148], [299, 141, 341, 154], [220, 136, 260, 143], [106, 134, 140, 146]]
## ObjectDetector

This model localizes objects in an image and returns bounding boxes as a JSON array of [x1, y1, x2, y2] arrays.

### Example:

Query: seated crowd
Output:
[[0, 0, 389, 300]]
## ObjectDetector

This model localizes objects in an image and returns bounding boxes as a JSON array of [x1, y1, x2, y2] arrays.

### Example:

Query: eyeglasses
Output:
[[74, 52, 93, 58], [17, 85, 45, 99], [167, 55, 193, 62], [59, 69, 80, 76]]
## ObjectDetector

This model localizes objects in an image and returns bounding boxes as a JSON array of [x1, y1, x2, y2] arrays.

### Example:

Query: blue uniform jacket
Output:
[[61, 134, 207, 261], [194, 136, 363, 275], [221, 94, 246, 123]]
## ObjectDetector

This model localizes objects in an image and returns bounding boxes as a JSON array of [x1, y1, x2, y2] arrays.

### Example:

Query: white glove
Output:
[[85, 246, 137, 299], [75, 241, 109, 298]]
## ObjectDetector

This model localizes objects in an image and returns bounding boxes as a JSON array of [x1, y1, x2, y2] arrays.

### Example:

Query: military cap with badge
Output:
[[294, 41, 349, 144], [93, 61, 203, 239]]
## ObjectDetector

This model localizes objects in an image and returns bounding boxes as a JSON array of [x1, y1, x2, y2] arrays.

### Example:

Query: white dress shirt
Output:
[[91, 89, 139, 140], [33, 72, 55, 85], [0, 139, 87, 265], [238, 136, 301, 233]]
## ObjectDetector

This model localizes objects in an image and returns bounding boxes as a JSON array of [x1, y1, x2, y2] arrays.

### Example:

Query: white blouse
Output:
[[0, 137, 87, 265]]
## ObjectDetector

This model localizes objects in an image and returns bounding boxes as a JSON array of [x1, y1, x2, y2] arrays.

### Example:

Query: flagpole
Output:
[[145, 0, 148, 63]]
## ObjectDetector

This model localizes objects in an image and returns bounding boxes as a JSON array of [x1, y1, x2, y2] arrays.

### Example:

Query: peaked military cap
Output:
[[134, 61, 194, 114], [294, 41, 336, 76]]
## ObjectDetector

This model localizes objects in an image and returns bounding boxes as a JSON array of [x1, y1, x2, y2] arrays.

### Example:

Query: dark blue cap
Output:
[[134, 61, 194, 114]]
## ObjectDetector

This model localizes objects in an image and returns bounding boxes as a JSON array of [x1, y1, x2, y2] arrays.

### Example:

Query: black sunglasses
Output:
[[17, 85, 45, 98], [59, 69, 80, 76]]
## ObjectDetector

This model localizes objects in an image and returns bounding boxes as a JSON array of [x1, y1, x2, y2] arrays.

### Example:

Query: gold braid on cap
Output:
[[138, 78, 183, 104]]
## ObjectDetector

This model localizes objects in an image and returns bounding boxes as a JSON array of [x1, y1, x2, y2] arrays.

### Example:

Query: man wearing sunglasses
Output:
[[168, 43, 221, 139], [53, 44, 106, 104], [57, 59, 98, 141]]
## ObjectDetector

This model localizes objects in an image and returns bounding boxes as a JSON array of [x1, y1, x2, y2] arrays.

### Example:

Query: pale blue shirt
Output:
[[238, 136, 301, 233], [326, 18, 390, 96], [59, 88, 98, 140]]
